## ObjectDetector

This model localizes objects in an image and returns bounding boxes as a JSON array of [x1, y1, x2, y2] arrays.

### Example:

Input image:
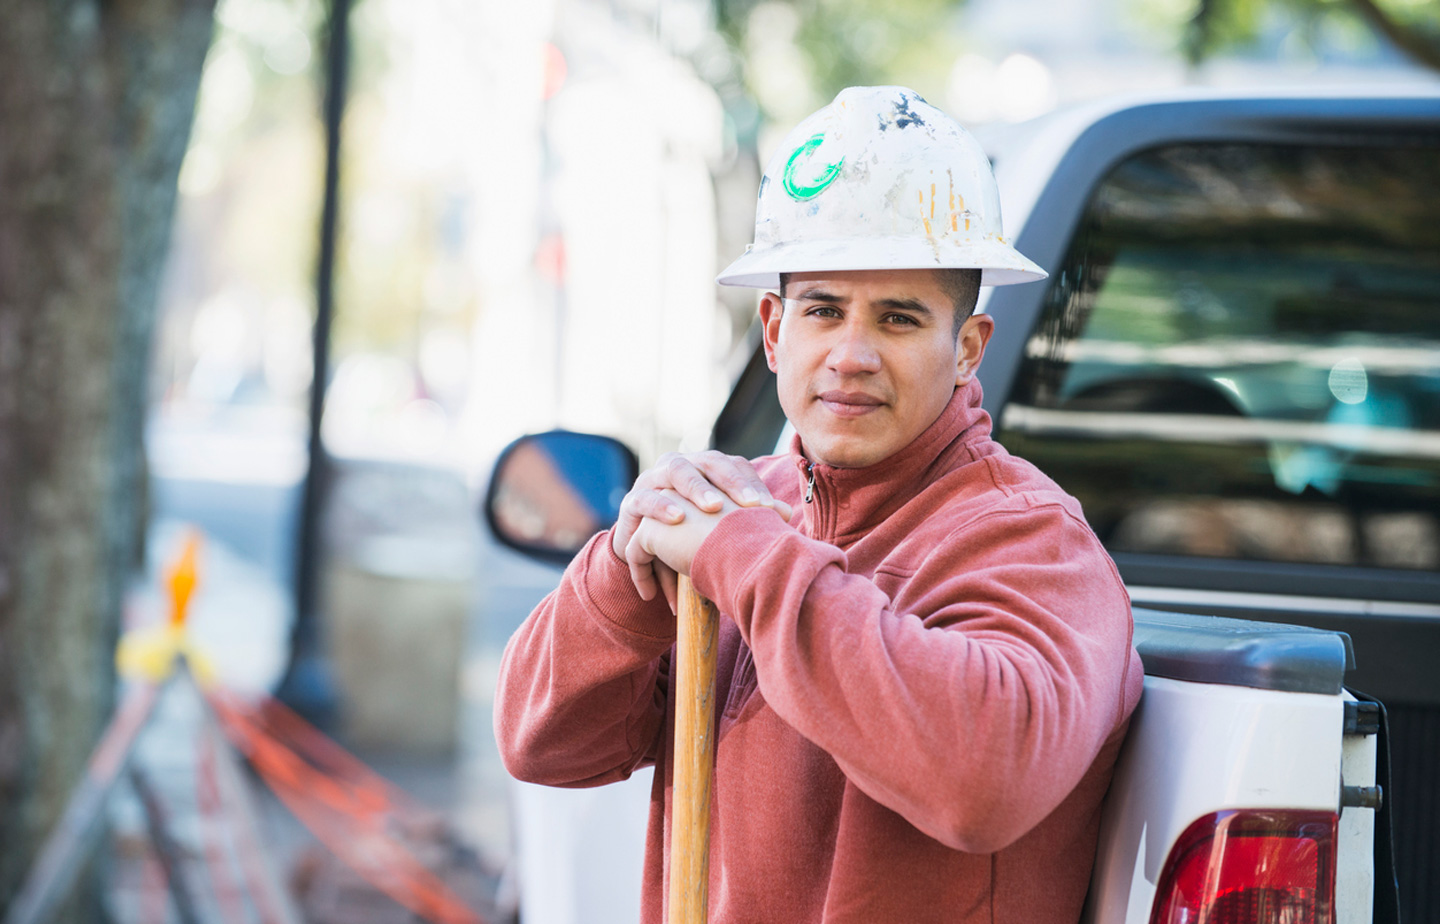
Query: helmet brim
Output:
[[716, 237, 1048, 289]]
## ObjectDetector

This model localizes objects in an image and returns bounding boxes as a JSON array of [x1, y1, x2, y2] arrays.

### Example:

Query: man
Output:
[[495, 86, 1144, 923]]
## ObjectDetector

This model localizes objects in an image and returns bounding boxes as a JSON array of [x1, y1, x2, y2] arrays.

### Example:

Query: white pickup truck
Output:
[[483, 89, 1439, 924]]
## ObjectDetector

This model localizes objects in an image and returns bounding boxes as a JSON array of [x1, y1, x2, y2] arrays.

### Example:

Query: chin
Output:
[[810, 439, 890, 470]]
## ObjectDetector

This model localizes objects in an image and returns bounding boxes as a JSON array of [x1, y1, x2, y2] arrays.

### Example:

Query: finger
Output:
[[629, 559, 657, 601], [612, 511, 636, 562], [659, 454, 729, 513], [655, 563, 679, 616], [629, 490, 685, 524], [773, 498, 794, 522], [613, 489, 682, 560], [624, 531, 658, 601], [694, 452, 775, 509], [612, 490, 645, 557]]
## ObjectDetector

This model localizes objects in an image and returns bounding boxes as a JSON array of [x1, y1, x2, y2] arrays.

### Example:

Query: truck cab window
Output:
[[999, 142, 1440, 571]]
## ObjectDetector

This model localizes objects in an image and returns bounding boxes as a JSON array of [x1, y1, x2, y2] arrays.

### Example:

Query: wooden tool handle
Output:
[[668, 574, 720, 924]]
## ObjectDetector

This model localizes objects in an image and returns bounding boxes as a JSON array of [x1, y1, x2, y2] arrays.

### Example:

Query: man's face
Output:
[[759, 268, 993, 469]]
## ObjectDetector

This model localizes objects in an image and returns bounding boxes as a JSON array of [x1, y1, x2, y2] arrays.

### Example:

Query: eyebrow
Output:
[[788, 288, 937, 320]]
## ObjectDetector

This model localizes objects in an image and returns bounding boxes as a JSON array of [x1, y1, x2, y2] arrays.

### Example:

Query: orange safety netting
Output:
[[120, 531, 485, 924], [206, 689, 485, 924]]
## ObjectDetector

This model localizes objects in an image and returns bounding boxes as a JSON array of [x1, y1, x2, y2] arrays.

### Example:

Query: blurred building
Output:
[[462, 0, 736, 468]]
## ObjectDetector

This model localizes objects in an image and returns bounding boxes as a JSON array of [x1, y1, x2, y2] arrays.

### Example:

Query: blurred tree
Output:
[[1186, 0, 1440, 71], [709, 0, 1438, 121], [0, 0, 214, 914], [713, 0, 963, 120]]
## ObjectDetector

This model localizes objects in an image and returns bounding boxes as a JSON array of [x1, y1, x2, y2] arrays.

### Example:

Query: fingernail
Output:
[[704, 491, 722, 508], [665, 505, 682, 520], [741, 488, 760, 505]]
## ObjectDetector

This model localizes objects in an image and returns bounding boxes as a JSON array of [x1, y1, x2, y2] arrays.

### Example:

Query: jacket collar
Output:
[[789, 378, 993, 544]]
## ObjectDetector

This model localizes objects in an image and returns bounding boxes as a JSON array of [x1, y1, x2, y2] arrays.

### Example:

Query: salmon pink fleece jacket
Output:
[[495, 379, 1144, 924]]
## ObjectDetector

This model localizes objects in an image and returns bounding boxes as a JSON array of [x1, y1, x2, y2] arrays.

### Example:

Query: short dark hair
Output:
[[778, 268, 982, 338]]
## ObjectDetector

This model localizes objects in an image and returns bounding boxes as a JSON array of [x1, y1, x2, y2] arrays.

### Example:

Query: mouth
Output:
[[816, 390, 886, 419]]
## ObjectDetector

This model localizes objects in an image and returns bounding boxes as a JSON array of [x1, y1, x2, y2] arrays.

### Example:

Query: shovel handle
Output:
[[668, 574, 720, 924]]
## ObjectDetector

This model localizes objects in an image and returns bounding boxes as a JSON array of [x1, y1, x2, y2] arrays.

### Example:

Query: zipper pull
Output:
[[804, 463, 816, 504]]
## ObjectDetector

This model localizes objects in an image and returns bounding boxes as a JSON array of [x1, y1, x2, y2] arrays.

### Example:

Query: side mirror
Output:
[[484, 430, 639, 563]]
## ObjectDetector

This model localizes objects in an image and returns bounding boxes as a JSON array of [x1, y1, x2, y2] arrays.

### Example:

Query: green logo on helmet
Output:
[[782, 133, 844, 201]]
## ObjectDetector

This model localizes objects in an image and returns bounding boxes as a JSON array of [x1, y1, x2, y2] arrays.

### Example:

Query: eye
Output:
[[883, 313, 921, 327], [807, 305, 842, 319]]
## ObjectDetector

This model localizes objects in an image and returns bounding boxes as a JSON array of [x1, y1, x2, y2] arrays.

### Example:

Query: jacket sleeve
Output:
[[493, 530, 676, 788], [689, 500, 1142, 854]]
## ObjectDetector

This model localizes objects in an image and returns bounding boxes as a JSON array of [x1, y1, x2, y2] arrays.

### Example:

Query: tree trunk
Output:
[[0, 0, 214, 913]]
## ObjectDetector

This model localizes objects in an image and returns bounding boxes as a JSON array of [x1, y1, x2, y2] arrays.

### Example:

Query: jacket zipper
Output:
[[804, 462, 816, 503]]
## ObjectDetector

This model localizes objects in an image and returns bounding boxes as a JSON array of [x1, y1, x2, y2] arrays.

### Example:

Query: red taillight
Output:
[[1150, 810, 1337, 924]]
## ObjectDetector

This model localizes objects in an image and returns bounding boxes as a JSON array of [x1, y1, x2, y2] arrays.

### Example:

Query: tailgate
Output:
[[1084, 608, 1383, 924]]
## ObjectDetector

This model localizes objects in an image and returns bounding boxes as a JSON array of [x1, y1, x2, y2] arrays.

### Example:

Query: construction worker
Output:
[[495, 86, 1144, 923]]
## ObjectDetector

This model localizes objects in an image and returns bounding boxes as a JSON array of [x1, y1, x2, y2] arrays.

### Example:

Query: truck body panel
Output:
[[1084, 677, 1346, 924]]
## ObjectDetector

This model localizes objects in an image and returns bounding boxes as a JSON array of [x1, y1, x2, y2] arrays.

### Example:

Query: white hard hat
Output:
[[717, 86, 1047, 289]]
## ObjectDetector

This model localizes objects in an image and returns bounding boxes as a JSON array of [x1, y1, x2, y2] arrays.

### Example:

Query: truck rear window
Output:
[[999, 142, 1440, 571]]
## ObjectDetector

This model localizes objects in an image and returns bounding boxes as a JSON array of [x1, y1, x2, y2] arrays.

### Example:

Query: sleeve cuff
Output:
[[689, 506, 799, 618], [575, 530, 677, 641]]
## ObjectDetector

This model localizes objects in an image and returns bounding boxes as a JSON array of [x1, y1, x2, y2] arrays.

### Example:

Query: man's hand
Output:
[[626, 490, 733, 612], [612, 451, 792, 609]]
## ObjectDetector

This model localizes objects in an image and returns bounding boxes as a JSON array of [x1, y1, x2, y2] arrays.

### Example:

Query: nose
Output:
[[826, 320, 882, 376]]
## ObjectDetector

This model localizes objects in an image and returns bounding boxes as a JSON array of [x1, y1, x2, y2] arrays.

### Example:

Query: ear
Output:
[[955, 313, 994, 385], [759, 292, 784, 373]]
